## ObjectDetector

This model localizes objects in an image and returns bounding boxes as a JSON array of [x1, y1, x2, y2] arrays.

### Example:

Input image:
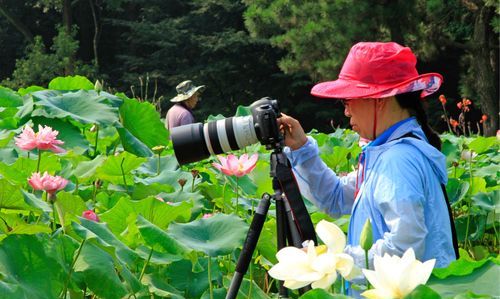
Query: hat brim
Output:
[[311, 73, 443, 100], [170, 85, 206, 102]]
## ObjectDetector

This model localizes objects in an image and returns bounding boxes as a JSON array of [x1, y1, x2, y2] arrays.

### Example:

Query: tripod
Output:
[[226, 148, 317, 299]]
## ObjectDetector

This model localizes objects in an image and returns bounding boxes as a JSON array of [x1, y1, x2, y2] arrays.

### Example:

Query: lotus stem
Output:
[[365, 250, 370, 289], [157, 153, 161, 176], [62, 239, 86, 299], [208, 257, 213, 299], [36, 149, 42, 173], [235, 177, 239, 215], [139, 247, 154, 282], [464, 158, 473, 250], [93, 125, 99, 157]]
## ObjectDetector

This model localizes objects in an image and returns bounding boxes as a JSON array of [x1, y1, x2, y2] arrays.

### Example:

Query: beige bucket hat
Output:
[[170, 80, 206, 103]]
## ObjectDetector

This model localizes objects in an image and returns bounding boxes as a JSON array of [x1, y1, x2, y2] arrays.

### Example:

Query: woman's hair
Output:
[[395, 91, 442, 151]]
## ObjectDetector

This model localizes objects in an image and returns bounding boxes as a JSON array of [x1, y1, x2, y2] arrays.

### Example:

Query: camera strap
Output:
[[275, 161, 318, 245]]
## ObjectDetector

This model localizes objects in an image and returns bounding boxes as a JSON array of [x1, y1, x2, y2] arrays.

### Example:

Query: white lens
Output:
[[233, 116, 258, 148]]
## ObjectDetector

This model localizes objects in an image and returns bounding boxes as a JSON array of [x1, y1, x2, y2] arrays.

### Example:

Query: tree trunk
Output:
[[63, 0, 74, 74], [470, 4, 499, 136], [88, 0, 101, 69], [0, 1, 33, 42]]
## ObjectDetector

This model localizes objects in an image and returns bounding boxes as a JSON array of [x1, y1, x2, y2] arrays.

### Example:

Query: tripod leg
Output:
[[275, 190, 289, 298], [226, 194, 271, 299]]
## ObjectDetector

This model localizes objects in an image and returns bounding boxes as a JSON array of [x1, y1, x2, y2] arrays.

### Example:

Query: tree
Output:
[[104, 0, 310, 122]]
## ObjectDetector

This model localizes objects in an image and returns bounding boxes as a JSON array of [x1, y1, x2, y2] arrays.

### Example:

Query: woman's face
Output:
[[343, 98, 376, 139], [185, 93, 200, 109]]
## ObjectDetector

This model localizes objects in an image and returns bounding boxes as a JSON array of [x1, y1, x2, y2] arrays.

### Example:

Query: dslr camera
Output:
[[170, 97, 282, 165]]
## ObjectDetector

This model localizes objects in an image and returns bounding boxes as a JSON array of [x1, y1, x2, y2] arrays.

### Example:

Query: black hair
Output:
[[395, 91, 442, 151]]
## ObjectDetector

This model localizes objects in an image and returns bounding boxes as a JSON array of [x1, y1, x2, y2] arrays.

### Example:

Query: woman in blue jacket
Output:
[[278, 42, 457, 271]]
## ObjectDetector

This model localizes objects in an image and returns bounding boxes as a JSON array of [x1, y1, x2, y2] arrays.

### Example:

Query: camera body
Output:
[[170, 97, 283, 165], [250, 97, 282, 150]]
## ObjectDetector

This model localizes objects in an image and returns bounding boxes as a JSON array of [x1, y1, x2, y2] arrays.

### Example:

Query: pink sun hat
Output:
[[311, 42, 443, 100]]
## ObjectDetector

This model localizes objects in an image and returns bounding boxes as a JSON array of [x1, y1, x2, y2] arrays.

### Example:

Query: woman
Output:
[[278, 42, 457, 270]]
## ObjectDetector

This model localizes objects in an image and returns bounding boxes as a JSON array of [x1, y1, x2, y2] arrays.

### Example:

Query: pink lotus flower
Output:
[[202, 213, 213, 219], [82, 210, 100, 222], [28, 172, 68, 194], [212, 153, 258, 177], [15, 125, 65, 153]]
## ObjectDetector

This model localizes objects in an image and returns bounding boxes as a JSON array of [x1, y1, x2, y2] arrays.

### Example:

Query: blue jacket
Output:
[[284, 118, 456, 268]]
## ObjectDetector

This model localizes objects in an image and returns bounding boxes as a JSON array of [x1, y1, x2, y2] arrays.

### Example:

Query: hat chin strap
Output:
[[372, 100, 377, 140]]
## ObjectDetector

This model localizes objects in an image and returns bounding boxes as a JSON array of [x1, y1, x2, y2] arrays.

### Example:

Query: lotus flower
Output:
[[15, 125, 65, 153], [212, 154, 258, 177], [461, 150, 477, 161], [82, 210, 100, 222], [28, 172, 68, 194], [361, 248, 435, 299], [268, 220, 355, 290]]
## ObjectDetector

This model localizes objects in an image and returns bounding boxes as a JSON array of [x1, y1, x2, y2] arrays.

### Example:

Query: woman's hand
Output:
[[278, 113, 308, 150]]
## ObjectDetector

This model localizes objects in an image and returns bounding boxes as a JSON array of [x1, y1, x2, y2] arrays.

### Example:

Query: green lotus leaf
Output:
[[48, 75, 94, 90], [403, 284, 441, 299], [167, 213, 248, 256], [73, 241, 128, 299], [136, 215, 188, 261], [428, 260, 499, 298], [17, 85, 45, 96], [446, 178, 470, 205], [71, 155, 106, 182], [55, 191, 88, 226], [21, 189, 52, 213], [0, 86, 23, 107], [119, 97, 169, 148], [200, 287, 227, 299], [248, 159, 273, 197], [468, 136, 498, 154], [0, 130, 15, 147], [96, 151, 146, 185], [116, 123, 154, 157], [222, 277, 270, 299], [297, 288, 347, 298], [165, 258, 220, 298], [31, 90, 119, 125], [0, 234, 66, 299], [72, 218, 140, 265], [141, 273, 184, 298], [472, 191, 500, 213], [136, 155, 179, 176], [99, 196, 192, 234], [0, 179, 30, 210]]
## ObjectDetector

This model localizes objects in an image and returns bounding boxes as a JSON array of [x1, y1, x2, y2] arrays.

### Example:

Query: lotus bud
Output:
[[191, 169, 199, 178], [178, 178, 187, 188], [89, 124, 98, 133], [152, 145, 166, 154], [360, 218, 373, 251], [94, 80, 103, 92]]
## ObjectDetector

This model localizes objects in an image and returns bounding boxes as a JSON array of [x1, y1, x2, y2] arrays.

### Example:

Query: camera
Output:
[[170, 97, 282, 165]]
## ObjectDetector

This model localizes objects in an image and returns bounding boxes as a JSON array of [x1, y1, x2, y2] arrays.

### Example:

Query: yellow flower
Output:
[[361, 248, 435, 299]]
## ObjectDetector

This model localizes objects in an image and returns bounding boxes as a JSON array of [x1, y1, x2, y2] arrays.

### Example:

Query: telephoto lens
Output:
[[170, 97, 281, 165], [170, 116, 259, 165]]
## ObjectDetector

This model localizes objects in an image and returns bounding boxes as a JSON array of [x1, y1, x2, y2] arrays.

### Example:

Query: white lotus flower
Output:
[[361, 248, 435, 299], [268, 220, 356, 290], [460, 150, 477, 161]]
